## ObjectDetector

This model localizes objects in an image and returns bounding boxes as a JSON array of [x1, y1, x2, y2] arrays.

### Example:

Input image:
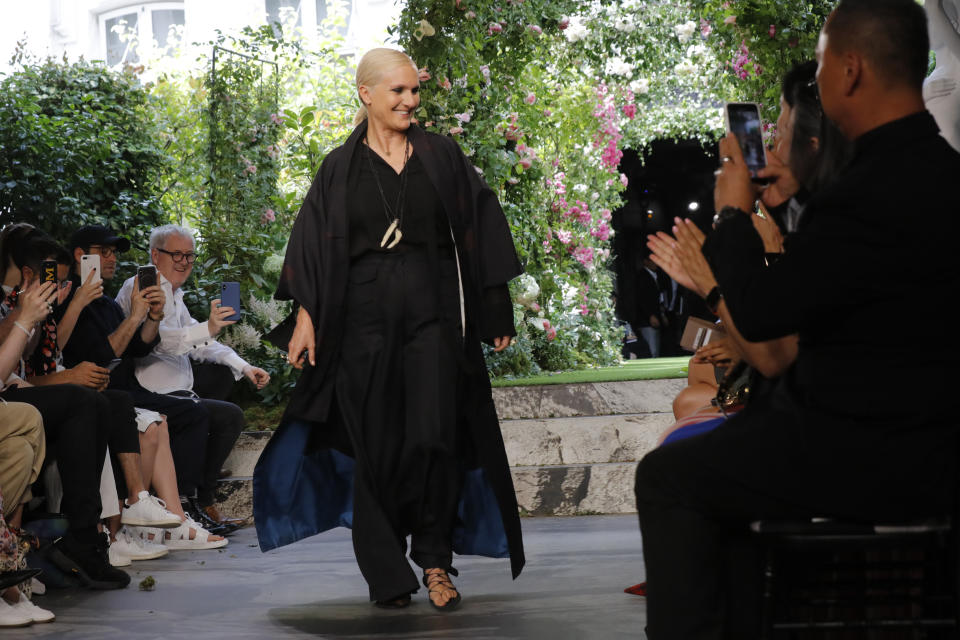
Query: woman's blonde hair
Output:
[[353, 48, 418, 126]]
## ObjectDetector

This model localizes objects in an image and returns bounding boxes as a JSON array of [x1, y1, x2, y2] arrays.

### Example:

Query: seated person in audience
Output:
[[116, 224, 269, 529], [63, 225, 226, 551], [0, 236, 128, 589], [1, 490, 54, 627], [635, 2, 960, 635]]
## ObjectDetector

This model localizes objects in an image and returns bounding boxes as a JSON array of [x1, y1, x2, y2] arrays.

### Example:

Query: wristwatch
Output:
[[705, 286, 722, 315], [712, 206, 745, 227]]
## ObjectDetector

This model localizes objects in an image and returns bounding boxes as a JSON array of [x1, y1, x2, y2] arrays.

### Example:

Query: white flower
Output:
[[513, 274, 541, 308], [630, 78, 651, 95], [564, 17, 589, 43], [573, 183, 588, 193], [248, 294, 290, 328], [221, 323, 262, 356], [604, 56, 634, 77], [674, 60, 697, 76], [686, 43, 708, 58], [613, 18, 635, 33], [263, 253, 285, 278], [527, 317, 549, 331], [674, 21, 697, 44]]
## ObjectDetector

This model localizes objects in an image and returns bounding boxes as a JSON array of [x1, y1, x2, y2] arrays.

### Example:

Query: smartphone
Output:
[[724, 102, 767, 177], [137, 265, 157, 290], [80, 254, 101, 285], [220, 282, 241, 322], [40, 260, 57, 284]]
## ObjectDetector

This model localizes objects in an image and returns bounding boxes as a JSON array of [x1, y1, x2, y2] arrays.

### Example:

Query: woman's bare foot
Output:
[[423, 568, 461, 610]]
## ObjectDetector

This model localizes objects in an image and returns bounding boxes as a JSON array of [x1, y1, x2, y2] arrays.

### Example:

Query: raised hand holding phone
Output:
[[724, 102, 767, 178], [714, 134, 758, 214], [208, 299, 238, 336]]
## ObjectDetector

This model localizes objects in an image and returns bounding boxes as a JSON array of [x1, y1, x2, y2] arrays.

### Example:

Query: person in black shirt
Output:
[[254, 48, 525, 611], [635, 1, 960, 637]]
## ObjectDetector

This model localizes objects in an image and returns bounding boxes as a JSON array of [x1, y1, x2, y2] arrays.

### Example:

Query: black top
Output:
[[61, 274, 158, 373], [345, 136, 512, 339], [348, 142, 452, 258], [704, 111, 960, 421]]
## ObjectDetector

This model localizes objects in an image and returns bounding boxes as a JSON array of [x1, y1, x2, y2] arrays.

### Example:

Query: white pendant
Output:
[[380, 219, 402, 249]]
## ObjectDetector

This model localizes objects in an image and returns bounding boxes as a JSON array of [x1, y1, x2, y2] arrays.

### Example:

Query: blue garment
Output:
[[253, 420, 509, 559], [660, 416, 727, 447]]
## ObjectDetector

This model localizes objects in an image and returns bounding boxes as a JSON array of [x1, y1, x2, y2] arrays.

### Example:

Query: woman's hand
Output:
[[18, 281, 59, 326], [714, 134, 758, 213], [756, 147, 800, 209], [288, 306, 316, 369], [752, 203, 785, 254], [649, 218, 719, 299], [693, 338, 738, 368], [492, 336, 511, 352]]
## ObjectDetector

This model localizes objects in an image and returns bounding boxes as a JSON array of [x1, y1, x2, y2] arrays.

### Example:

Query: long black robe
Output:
[[253, 121, 525, 581]]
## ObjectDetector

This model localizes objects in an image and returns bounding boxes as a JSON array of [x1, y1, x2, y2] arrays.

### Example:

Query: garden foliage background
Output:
[[0, 0, 833, 409]]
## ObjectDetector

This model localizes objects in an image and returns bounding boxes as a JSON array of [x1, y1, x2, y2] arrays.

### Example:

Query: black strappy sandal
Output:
[[423, 568, 461, 611]]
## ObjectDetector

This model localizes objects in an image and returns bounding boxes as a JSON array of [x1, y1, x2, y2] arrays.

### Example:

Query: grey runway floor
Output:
[[22, 515, 648, 639]]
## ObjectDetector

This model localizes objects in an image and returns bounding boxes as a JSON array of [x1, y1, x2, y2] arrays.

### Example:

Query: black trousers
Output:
[[634, 382, 957, 640], [336, 251, 463, 602], [0, 384, 107, 533], [99, 389, 140, 502]]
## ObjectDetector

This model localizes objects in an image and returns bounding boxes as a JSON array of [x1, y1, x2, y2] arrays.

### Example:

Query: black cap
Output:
[[69, 225, 131, 253]]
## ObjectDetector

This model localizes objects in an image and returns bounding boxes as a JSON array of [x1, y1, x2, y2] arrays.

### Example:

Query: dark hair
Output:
[[826, 0, 930, 91], [0, 222, 38, 271], [10, 234, 69, 275], [779, 61, 854, 195]]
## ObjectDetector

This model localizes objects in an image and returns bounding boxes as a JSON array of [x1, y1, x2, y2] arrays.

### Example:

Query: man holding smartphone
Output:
[[115, 224, 269, 529]]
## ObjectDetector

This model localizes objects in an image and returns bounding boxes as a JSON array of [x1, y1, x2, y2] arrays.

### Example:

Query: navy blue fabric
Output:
[[254, 420, 509, 558], [660, 417, 727, 447]]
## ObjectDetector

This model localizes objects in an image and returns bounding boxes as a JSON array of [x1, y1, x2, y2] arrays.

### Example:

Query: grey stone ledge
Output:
[[492, 378, 686, 420]]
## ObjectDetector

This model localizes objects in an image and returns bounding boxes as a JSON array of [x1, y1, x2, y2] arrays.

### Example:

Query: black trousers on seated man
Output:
[[0, 384, 107, 533]]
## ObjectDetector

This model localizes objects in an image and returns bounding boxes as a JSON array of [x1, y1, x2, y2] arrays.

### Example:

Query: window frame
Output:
[[98, 1, 186, 67]]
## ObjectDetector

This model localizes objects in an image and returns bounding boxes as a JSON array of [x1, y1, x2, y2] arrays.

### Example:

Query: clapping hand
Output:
[[647, 218, 718, 298]]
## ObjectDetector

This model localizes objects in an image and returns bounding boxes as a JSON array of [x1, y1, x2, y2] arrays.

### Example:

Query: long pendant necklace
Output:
[[364, 137, 410, 249]]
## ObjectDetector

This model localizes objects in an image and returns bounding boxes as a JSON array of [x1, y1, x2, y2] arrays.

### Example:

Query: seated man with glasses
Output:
[[116, 224, 270, 530]]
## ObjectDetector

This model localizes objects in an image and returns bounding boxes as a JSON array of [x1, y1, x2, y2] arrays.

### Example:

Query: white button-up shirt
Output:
[[116, 273, 248, 394]]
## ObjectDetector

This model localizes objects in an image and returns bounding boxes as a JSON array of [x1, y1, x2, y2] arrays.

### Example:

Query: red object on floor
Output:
[[624, 582, 647, 596]]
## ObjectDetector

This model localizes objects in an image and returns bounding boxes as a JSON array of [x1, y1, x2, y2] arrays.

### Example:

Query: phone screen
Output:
[[725, 102, 767, 175]]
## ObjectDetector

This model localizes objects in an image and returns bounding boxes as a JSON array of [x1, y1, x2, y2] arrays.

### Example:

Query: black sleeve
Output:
[[480, 284, 515, 344], [124, 323, 160, 358], [62, 310, 117, 368]]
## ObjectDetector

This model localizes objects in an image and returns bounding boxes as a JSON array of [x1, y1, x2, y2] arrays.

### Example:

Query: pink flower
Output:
[[622, 104, 637, 119], [270, 112, 283, 125], [768, 24, 776, 38], [449, 126, 464, 135], [590, 221, 611, 241], [425, 120, 435, 127], [556, 230, 572, 244], [488, 22, 503, 34], [546, 326, 557, 341], [244, 164, 257, 175], [620, 173, 628, 188], [439, 76, 452, 91], [261, 209, 276, 224], [580, 304, 589, 316], [542, 240, 552, 253], [519, 158, 532, 170], [601, 208, 612, 221], [531, 302, 541, 312], [418, 67, 431, 82], [543, 109, 552, 117], [558, 17, 570, 30], [724, 15, 736, 25], [455, 112, 471, 123], [525, 92, 537, 105], [700, 18, 712, 38], [573, 246, 595, 267], [527, 24, 542, 35], [465, 10, 476, 19]]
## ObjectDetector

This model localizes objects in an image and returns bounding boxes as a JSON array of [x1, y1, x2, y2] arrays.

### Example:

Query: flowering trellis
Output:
[[397, 0, 738, 375]]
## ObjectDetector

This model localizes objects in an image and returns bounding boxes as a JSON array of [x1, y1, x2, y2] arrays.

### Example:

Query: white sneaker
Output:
[[113, 527, 169, 561], [121, 492, 182, 528], [9, 597, 54, 623], [30, 577, 45, 595], [0, 598, 32, 628], [108, 542, 132, 567]]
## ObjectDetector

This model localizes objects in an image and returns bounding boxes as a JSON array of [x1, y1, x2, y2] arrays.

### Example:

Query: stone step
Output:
[[216, 461, 641, 520], [492, 379, 685, 420], [502, 413, 672, 467]]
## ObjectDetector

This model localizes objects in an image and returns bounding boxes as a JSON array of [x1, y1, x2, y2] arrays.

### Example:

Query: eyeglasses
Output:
[[87, 245, 117, 258], [157, 248, 198, 264]]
